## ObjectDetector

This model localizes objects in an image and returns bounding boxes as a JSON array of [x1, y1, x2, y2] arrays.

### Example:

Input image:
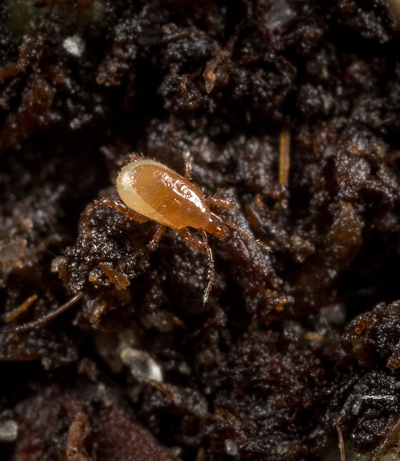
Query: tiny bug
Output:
[[0, 153, 267, 335], [82, 152, 267, 304]]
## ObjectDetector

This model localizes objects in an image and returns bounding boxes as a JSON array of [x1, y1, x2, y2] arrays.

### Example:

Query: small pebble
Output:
[[0, 237, 27, 264], [51, 255, 65, 273], [224, 439, 238, 456], [120, 348, 163, 383], [0, 420, 18, 442], [63, 35, 85, 57], [266, 0, 296, 32]]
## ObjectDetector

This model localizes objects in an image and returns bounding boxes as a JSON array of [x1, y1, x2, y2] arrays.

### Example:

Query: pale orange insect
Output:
[[0, 153, 266, 335], [83, 152, 264, 304]]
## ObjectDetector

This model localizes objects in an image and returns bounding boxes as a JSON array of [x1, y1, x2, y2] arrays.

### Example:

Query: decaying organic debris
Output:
[[2, 1, 400, 460]]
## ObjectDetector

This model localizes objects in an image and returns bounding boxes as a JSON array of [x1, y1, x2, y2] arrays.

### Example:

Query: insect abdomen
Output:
[[117, 160, 211, 230]]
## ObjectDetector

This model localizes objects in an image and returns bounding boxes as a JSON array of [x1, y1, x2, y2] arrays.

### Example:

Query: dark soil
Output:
[[1, 1, 400, 460]]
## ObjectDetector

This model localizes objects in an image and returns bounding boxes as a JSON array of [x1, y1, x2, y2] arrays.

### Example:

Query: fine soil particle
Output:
[[1, 1, 400, 460]]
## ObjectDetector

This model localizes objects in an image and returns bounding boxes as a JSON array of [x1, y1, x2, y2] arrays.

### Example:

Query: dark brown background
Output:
[[1, 1, 400, 460]]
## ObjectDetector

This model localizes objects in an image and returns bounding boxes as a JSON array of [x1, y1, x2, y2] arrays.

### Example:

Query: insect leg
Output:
[[126, 152, 144, 163], [206, 196, 233, 209], [148, 225, 166, 251], [177, 228, 206, 253], [80, 198, 149, 239], [199, 230, 215, 305], [177, 229, 215, 304], [184, 151, 193, 181]]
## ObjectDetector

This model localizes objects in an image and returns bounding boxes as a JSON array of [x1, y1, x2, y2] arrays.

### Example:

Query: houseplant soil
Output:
[[1, 1, 400, 460]]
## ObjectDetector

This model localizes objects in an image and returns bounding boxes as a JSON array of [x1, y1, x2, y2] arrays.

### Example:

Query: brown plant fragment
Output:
[[4, 294, 37, 323], [336, 424, 346, 461], [2, 1, 400, 460], [66, 409, 91, 461], [99, 262, 130, 291], [369, 416, 400, 461], [13, 381, 177, 461], [0, 74, 54, 155], [343, 301, 400, 370], [0, 36, 38, 81], [203, 49, 230, 94]]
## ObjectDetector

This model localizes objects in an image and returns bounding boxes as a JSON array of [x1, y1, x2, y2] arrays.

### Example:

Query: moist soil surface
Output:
[[1, 1, 400, 460]]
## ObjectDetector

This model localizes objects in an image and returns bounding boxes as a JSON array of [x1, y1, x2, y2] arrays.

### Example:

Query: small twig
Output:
[[4, 294, 38, 323], [279, 127, 291, 187], [336, 423, 346, 461], [0, 292, 84, 335]]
